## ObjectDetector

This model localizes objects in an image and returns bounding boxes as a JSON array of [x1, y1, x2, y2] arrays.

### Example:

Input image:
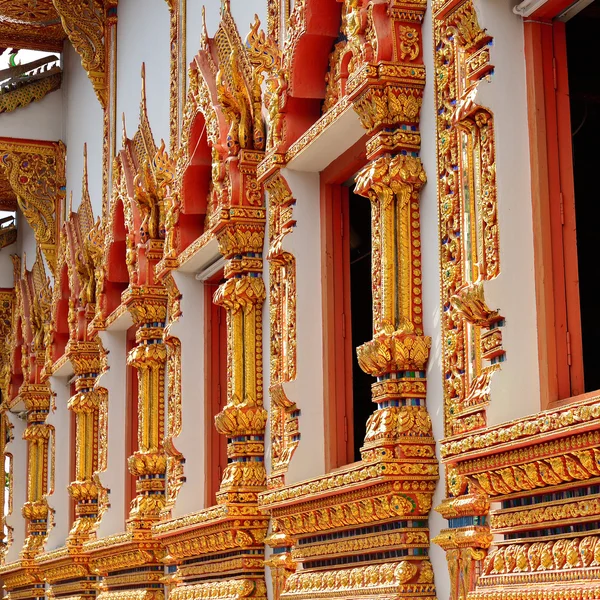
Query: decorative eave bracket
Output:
[[0, 138, 66, 276], [52, 0, 117, 108]]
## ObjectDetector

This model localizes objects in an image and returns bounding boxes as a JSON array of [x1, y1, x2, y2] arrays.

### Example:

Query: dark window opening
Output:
[[348, 188, 373, 461], [566, 2, 600, 392]]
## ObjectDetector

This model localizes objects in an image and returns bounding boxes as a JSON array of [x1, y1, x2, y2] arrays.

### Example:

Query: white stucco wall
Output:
[[16, 211, 37, 272], [0, 85, 63, 142], [46, 373, 73, 550], [62, 43, 104, 217], [5, 412, 26, 564], [475, 0, 540, 425], [187, 2, 219, 69], [117, 0, 170, 154], [0, 243, 16, 288], [169, 271, 207, 516], [96, 328, 129, 537], [420, 6, 450, 597], [278, 169, 326, 485]]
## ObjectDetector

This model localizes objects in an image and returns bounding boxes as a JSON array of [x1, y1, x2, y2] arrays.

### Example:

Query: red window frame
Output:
[[204, 272, 228, 506], [524, 2, 587, 407]]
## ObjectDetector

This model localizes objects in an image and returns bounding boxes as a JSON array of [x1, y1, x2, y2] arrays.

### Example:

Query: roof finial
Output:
[[200, 5, 209, 49], [82, 142, 88, 185], [121, 112, 127, 147], [140, 62, 148, 123]]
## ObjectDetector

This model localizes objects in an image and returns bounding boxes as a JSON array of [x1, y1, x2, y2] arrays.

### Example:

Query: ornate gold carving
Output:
[[0, 1, 66, 51], [355, 154, 426, 335], [259, 4, 437, 600], [166, 0, 186, 153], [433, 0, 501, 438], [0, 139, 66, 274], [52, 0, 108, 107], [283, 561, 434, 598], [0, 55, 62, 114], [161, 321, 184, 519], [442, 397, 600, 459], [264, 172, 298, 488], [170, 579, 266, 600]]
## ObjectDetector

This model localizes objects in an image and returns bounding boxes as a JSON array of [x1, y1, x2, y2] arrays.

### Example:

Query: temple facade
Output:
[[0, 0, 598, 599]]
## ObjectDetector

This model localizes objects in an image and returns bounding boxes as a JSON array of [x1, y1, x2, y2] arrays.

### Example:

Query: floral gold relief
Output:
[[431, 0, 505, 596]]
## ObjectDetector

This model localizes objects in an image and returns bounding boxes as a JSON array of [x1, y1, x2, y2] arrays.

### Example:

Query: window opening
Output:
[[347, 187, 373, 462], [565, 2, 600, 392]]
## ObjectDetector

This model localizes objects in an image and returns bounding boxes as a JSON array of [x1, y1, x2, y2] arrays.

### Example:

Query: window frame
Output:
[[524, 3, 586, 408], [204, 272, 228, 506], [320, 137, 368, 470]]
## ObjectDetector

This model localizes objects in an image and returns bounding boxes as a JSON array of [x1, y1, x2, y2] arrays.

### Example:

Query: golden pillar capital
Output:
[[19, 384, 52, 416], [355, 153, 426, 340], [68, 341, 105, 377], [433, 494, 492, 600], [123, 285, 169, 327], [214, 275, 267, 313]]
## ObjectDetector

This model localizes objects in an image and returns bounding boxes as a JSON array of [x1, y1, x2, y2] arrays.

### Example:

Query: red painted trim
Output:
[[321, 182, 353, 470], [553, 22, 584, 397], [204, 273, 228, 506], [529, 0, 576, 20]]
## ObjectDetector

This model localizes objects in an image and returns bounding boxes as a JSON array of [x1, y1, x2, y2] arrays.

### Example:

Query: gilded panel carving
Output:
[[431, 2, 505, 594], [52, 0, 108, 107], [0, 139, 66, 275], [0, 55, 62, 114], [265, 172, 298, 489], [0, 1, 66, 51], [433, 0, 502, 438]]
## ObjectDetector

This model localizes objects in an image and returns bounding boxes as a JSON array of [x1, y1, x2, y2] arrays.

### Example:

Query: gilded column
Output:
[[353, 151, 433, 454], [258, 2, 436, 598], [20, 384, 53, 559], [351, 0, 436, 541], [124, 281, 168, 525], [349, 0, 437, 590], [430, 0, 502, 595], [66, 341, 107, 544], [433, 494, 491, 600], [213, 209, 267, 504]]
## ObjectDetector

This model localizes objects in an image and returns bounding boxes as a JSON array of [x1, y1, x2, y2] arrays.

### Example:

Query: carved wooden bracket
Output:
[[0, 138, 66, 276], [52, 0, 110, 108]]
